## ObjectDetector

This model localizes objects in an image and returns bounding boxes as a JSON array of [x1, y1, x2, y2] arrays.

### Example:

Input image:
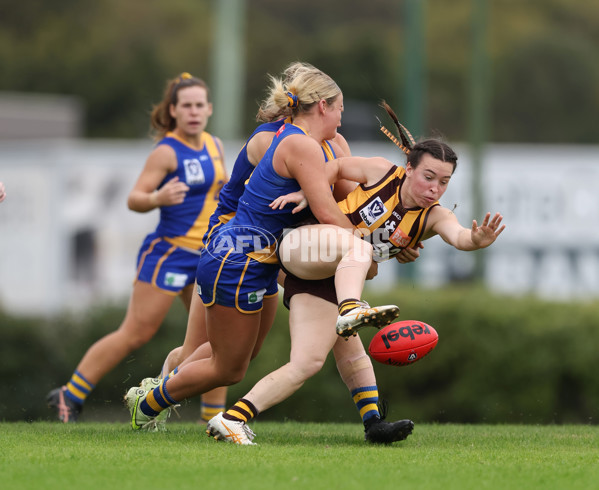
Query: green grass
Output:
[[1, 422, 597, 489]]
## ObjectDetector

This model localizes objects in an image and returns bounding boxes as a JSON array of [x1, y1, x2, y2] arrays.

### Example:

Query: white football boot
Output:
[[124, 386, 161, 432], [138, 377, 177, 431], [336, 302, 400, 338], [206, 412, 256, 445]]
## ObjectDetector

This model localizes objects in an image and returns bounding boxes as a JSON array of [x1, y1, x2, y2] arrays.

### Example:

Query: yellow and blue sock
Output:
[[65, 370, 95, 407], [223, 398, 258, 423], [201, 401, 226, 423], [351, 385, 380, 428], [140, 368, 179, 416]]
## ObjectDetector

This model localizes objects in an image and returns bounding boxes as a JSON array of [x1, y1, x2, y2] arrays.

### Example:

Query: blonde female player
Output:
[[206, 115, 504, 444]]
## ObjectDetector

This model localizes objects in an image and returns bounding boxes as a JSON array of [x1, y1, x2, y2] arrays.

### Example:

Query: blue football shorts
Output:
[[136, 233, 201, 295], [196, 247, 279, 313]]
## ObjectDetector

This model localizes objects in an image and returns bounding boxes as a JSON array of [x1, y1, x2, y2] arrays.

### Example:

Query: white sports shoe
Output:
[[138, 377, 177, 431], [206, 412, 256, 445], [140, 377, 162, 391], [125, 386, 160, 432], [336, 302, 400, 338]]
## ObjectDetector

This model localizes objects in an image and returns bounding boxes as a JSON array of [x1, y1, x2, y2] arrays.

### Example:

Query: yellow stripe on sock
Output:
[[158, 383, 170, 406], [359, 403, 378, 418], [237, 401, 254, 417], [201, 406, 224, 422], [225, 408, 247, 422], [339, 301, 361, 316], [145, 391, 162, 412], [66, 382, 87, 400], [72, 373, 93, 391], [353, 390, 378, 403], [226, 401, 252, 422]]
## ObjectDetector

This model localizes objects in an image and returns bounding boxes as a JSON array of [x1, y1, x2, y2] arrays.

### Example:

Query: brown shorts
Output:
[[278, 214, 337, 309], [282, 273, 337, 309]]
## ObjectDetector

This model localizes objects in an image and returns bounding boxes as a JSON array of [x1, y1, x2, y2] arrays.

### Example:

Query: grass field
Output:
[[1, 422, 597, 489]]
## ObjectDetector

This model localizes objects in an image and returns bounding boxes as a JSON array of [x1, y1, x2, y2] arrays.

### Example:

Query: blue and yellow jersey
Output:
[[218, 123, 313, 252], [320, 139, 336, 162], [154, 131, 226, 249], [338, 165, 439, 261], [208, 118, 288, 231]]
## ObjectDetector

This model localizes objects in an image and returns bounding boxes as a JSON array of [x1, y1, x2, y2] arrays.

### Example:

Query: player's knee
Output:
[[122, 325, 158, 350], [166, 346, 184, 367], [218, 364, 248, 386], [290, 356, 326, 381], [354, 239, 373, 261]]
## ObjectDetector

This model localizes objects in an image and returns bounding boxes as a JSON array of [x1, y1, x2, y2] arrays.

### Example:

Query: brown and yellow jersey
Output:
[[338, 165, 439, 262]]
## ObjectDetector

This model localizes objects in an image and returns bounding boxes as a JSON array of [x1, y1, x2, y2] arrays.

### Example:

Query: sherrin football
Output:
[[368, 320, 438, 366]]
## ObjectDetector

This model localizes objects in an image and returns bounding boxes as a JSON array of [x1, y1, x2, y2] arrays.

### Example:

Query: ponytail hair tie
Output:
[[378, 100, 415, 155], [174, 72, 193, 85], [286, 91, 299, 108]]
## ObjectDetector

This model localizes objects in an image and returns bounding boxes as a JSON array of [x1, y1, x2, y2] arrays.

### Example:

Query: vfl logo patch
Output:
[[359, 197, 387, 227], [184, 158, 206, 185], [165, 272, 188, 288], [248, 288, 267, 304]]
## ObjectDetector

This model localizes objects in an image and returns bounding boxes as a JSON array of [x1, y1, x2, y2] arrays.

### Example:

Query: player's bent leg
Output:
[[48, 283, 175, 423], [200, 387, 227, 423], [250, 294, 278, 358], [246, 293, 338, 413], [335, 302, 400, 338]]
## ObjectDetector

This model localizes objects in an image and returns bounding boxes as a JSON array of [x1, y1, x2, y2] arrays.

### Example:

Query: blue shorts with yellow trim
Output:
[[136, 233, 201, 295], [196, 248, 279, 313]]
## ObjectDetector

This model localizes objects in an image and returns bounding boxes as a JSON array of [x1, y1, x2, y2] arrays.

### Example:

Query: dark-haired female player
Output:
[[206, 113, 504, 444]]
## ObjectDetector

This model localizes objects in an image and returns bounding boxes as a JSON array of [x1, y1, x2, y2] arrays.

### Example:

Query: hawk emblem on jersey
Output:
[[359, 197, 388, 227]]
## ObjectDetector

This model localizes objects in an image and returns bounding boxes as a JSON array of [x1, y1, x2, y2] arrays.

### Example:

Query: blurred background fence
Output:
[[1, 0, 598, 423]]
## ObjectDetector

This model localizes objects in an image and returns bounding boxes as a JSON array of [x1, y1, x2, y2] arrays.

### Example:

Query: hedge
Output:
[[1, 284, 598, 425]]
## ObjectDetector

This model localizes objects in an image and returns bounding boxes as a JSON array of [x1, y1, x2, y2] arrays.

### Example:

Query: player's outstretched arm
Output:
[[430, 207, 505, 251]]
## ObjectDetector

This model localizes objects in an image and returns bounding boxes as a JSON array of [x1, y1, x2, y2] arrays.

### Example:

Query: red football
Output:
[[368, 320, 438, 366]]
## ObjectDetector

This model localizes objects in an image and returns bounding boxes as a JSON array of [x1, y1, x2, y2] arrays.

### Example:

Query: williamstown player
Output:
[[47, 73, 226, 422]]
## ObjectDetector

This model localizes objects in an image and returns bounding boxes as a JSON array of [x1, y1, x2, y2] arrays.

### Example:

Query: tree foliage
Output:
[[0, 0, 596, 143]]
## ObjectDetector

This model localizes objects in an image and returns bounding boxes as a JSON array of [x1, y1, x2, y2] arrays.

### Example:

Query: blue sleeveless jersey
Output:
[[196, 124, 338, 310], [208, 119, 287, 230], [222, 122, 311, 251], [153, 131, 226, 249]]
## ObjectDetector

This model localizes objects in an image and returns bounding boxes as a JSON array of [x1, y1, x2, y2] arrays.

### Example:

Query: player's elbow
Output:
[[127, 197, 135, 211], [312, 207, 341, 225], [127, 194, 145, 213]]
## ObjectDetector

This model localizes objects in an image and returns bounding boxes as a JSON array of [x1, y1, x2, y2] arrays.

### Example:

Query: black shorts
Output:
[[282, 273, 337, 310], [278, 213, 337, 309]]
